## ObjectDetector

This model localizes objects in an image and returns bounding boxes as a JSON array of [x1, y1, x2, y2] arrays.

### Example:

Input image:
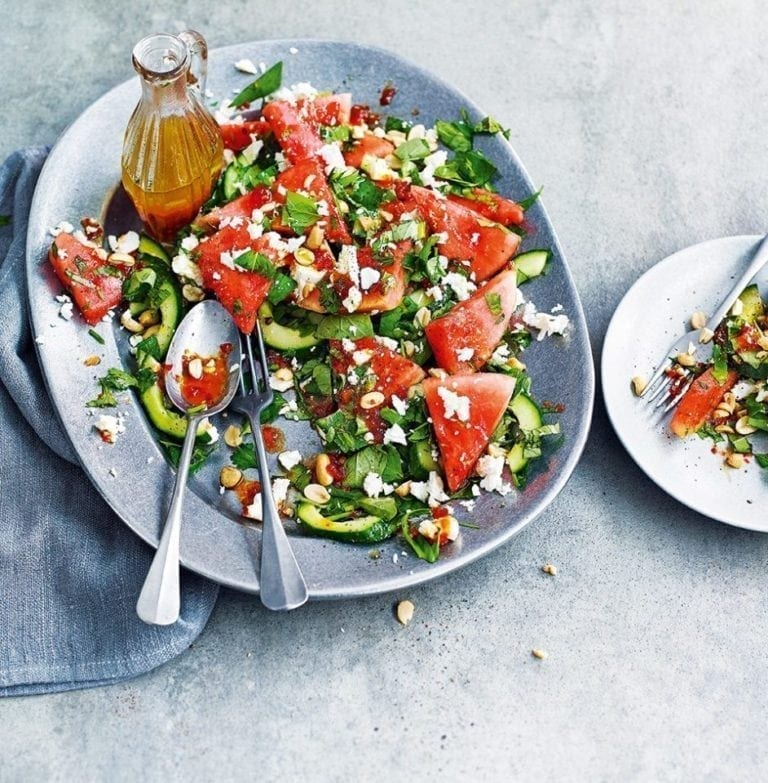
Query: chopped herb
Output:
[[518, 188, 542, 211], [235, 250, 277, 279], [434, 149, 498, 188], [88, 329, 105, 345], [435, 119, 473, 152], [712, 344, 729, 384], [267, 272, 297, 305], [320, 125, 351, 143], [384, 116, 412, 133], [485, 292, 503, 319], [283, 190, 320, 234], [394, 138, 431, 161], [135, 335, 161, 361], [231, 61, 283, 108]]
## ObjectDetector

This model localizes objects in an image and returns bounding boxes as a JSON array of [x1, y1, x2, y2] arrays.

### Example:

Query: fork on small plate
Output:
[[639, 234, 768, 411], [230, 319, 309, 611]]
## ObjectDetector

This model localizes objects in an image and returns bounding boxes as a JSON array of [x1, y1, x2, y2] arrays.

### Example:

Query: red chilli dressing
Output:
[[179, 343, 233, 408]]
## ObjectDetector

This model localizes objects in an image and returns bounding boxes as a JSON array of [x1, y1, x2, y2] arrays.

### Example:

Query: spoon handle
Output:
[[246, 412, 309, 611], [136, 415, 200, 625]]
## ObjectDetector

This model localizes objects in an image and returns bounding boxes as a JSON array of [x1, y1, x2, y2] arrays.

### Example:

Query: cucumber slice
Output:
[[515, 250, 550, 285], [505, 442, 528, 473], [297, 503, 396, 544], [137, 260, 183, 357], [738, 284, 764, 322], [222, 164, 242, 201], [408, 439, 439, 480], [259, 302, 321, 351], [510, 393, 543, 432], [138, 234, 171, 266]]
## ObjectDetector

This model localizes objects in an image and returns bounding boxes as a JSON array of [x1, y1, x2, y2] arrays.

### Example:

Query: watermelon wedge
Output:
[[669, 368, 739, 437], [424, 373, 517, 490]]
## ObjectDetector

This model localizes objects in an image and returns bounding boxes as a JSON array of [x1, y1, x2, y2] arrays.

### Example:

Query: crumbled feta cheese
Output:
[[437, 385, 471, 422], [240, 137, 264, 165], [279, 398, 299, 415], [342, 286, 363, 313], [234, 58, 259, 74], [293, 263, 327, 299], [318, 143, 347, 174], [420, 150, 448, 188], [337, 245, 359, 284], [272, 478, 291, 506], [456, 347, 475, 362], [426, 471, 450, 506], [359, 267, 381, 291], [247, 221, 264, 240], [360, 154, 396, 181], [383, 423, 407, 446], [732, 381, 757, 400], [199, 419, 219, 444], [49, 221, 74, 236], [460, 499, 476, 512], [289, 46, 299, 55], [363, 472, 394, 498], [245, 496, 263, 521], [341, 338, 356, 353], [522, 302, 570, 340], [409, 481, 430, 502], [94, 414, 125, 444], [443, 272, 476, 301], [426, 285, 444, 302], [59, 301, 74, 321], [476, 455, 512, 495], [490, 343, 511, 364], [352, 349, 373, 366], [172, 252, 203, 285], [116, 231, 140, 255], [391, 395, 408, 416], [107, 235, 118, 251], [181, 235, 199, 252], [270, 373, 294, 392], [278, 450, 302, 471], [375, 335, 399, 351]]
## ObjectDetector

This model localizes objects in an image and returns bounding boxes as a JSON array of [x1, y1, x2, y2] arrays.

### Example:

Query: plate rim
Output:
[[26, 37, 596, 597]]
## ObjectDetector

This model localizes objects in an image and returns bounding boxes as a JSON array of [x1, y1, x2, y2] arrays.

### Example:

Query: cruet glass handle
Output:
[[178, 30, 208, 95]]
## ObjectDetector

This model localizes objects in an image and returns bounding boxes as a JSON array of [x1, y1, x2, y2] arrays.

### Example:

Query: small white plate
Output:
[[602, 235, 768, 532]]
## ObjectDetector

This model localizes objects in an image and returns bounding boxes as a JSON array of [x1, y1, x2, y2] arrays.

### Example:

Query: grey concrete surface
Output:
[[2, 1, 768, 780]]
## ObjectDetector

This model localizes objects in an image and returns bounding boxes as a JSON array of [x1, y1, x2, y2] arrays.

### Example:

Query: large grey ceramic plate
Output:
[[27, 39, 594, 597], [603, 235, 768, 532]]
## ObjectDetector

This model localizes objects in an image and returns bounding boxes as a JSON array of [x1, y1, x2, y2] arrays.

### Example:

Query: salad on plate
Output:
[[45, 59, 569, 563]]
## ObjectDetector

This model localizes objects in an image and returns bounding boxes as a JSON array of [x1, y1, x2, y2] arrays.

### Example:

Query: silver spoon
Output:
[[136, 300, 240, 625]]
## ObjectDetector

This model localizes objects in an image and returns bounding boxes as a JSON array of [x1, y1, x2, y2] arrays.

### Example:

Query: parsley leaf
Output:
[[267, 272, 297, 305], [435, 119, 473, 152], [434, 149, 498, 188], [394, 138, 431, 161], [231, 61, 283, 108]]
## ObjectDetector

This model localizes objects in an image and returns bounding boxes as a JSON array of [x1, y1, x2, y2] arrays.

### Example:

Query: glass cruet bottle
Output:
[[121, 30, 223, 243]]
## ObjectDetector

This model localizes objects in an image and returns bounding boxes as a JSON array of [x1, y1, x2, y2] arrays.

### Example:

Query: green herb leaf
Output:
[[315, 314, 374, 340], [135, 335, 161, 361], [518, 188, 542, 211], [320, 125, 351, 143], [400, 515, 440, 563], [755, 453, 768, 468], [385, 116, 412, 133], [283, 190, 320, 234], [485, 292, 503, 319], [394, 137, 432, 161], [315, 409, 370, 453], [267, 272, 297, 305], [712, 344, 729, 384], [235, 250, 277, 279], [435, 119, 473, 152], [473, 115, 510, 138], [344, 446, 403, 488], [434, 149, 498, 188], [231, 61, 283, 108], [88, 328, 105, 345], [231, 443, 258, 470]]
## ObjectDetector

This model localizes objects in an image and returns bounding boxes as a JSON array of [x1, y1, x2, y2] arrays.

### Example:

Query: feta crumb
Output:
[[342, 286, 363, 313], [437, 385, 470, 422], [418, 519, 440, 540], [318, 143, 347, 174], [337, 245, 360, 285], [270, 373, 294, 392], [341, 338, 356, 353], [107, 235, 118, 251], [391, 395, 408, 416], [116, 231, 140, 255], [420, 150, 448, 188], [289, 46, 299, 54], [456, 347, 475, 362], [375, 335, 399, 351], [476, 455, 512, 495], [245, 496, 263, 521], [426, 285, 443, 302], [59, 301, 74, 321], [363, 472, 394, 498], [278, 450, 302, 471], [234, 58, 259, 74], [49, 220, 74, 236], [522, 301, 570, 340], [460, 499, 476, 512], [352, 349, 373, 366], [172, 252, 203, 285], [94, 414, 125, 444], [272, 478, 291, 505], [443, 271, 476, 301], [359, 267, 381, 291], [383, 423, 407, 446]]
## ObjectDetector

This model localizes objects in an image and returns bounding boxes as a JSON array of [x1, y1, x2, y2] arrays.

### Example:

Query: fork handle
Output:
[[245, 412, 309, 611], [706, 234, 768, 330]]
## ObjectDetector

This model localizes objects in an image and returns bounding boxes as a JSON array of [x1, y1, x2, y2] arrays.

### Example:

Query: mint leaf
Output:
[[267, 272, 297, 305], [235, 250, 277, 279], [284, 191, 320, 234], [231, 61, 283, 108], [394, 138, 431, 161]]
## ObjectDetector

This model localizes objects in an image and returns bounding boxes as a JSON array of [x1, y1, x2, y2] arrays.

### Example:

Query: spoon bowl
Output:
[[136, 300, 240, 625]]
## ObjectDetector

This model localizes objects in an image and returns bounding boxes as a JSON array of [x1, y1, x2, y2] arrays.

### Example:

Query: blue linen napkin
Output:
[[0, 149, 219, 696]]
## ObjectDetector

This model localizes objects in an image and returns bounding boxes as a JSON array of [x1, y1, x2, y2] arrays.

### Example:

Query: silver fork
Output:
[[230, 320, 309, 611], [641, 234, 768, 410]]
